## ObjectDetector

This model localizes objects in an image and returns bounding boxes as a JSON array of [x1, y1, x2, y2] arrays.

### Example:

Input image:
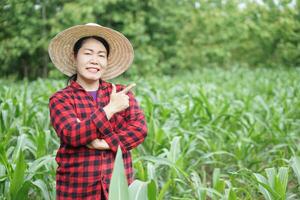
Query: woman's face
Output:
[[74, 38, 108, 82]]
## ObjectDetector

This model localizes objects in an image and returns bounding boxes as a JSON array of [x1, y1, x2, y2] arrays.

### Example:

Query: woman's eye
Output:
[[84, 53, 91, 55], [99, 55, 105, 58]]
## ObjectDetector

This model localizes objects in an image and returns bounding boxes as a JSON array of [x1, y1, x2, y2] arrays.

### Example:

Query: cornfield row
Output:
[[0, 66, 299, 199]]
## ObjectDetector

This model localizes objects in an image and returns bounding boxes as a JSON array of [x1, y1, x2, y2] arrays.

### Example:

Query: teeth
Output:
[[87, 68, 98, 73]]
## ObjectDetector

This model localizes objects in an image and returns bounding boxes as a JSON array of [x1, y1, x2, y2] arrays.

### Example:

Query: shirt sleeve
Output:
[[91, 91, 148, 153], [49, 95, 101, 147]]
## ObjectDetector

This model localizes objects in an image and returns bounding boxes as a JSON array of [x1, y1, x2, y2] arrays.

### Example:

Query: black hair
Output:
[[73, 36, 110, 57], [67, 36, 110, 85]]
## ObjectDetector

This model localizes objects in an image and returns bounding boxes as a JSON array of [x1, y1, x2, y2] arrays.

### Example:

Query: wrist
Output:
[[103, 104, 115, 120]]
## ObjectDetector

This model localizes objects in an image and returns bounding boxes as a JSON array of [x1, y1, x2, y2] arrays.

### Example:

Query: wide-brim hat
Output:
[[48, 23, 134, 80]]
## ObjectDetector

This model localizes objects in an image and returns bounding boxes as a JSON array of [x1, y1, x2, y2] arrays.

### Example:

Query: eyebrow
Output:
[[84, 48, 107, 54]]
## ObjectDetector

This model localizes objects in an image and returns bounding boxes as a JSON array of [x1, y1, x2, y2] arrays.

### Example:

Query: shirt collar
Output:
[[70, 79, 109, 91]]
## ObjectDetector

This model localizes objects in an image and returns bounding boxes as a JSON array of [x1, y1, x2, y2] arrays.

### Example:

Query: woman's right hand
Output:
[[87, 139, 110, 150], [103, 83, 135, 119]]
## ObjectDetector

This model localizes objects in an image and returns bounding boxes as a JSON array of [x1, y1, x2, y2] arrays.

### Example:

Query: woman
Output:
[[48, 23, 147, 199]]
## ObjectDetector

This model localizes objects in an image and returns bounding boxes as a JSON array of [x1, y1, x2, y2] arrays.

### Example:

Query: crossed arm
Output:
[[49, 84, 147, 152]]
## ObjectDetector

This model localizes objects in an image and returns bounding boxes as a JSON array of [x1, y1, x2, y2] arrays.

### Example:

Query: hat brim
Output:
[[48, 24, 134, 80]]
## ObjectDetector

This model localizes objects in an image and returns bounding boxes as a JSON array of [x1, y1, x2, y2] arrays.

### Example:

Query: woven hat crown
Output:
[[48, 23, 134, 80]]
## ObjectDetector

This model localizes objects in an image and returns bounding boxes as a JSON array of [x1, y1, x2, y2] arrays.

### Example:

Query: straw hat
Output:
[[48, 23, 134, 80]]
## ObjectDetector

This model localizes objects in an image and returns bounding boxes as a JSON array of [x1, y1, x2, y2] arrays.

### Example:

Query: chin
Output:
[[82, 74, 102, 81]]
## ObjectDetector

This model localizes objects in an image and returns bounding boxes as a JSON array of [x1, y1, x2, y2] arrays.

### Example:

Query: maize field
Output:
[[0, 67, 300, 199]]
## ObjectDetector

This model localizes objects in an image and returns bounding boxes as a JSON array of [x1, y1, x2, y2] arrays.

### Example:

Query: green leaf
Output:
[[265, 168, 276, 189], [27, 155, 54, 180], [253, 173, 272, 200], [0, 145, 13, 179], [274, 176, 284, 198], [129, 180, 148, 200], [157, 179, 172, 200], [212, 168, 220, 189], [146, 163, 156, 181], [167, 136, 181, 163], [109, 146, 129, 200], [290, 156, 300, 185], [147, 179, 157, 200], [227, 188, 237, 200], [191, 171, 206, 200], [12, 134, 35, 164], [32, 179, 51, 200], [136, 156, 186, 178], [254, 170, 282, 200], [277, 167, 288, 196], [14, 181, 32, 200], [10, 150, 26, 199]]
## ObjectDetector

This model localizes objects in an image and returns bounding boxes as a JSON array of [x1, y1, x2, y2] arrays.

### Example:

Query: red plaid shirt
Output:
[[49, 80, 147, 199]]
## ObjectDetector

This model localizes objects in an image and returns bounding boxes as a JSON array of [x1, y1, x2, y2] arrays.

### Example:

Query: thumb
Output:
[[111, 84, 116, 94]]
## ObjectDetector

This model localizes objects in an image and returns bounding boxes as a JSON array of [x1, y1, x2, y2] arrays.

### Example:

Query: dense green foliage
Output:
[[0, 67, 299, 199], [1, 1, 299, 79]]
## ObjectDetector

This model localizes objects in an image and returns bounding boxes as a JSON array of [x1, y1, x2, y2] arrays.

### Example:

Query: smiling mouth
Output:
[[86, 67, 100, 73]]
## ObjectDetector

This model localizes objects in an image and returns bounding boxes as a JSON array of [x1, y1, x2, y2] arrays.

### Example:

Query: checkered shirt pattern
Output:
[[49, 80, 147, 199]]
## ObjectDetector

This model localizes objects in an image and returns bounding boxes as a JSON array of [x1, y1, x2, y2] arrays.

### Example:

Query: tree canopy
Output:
[[1, 0, 299, 79]]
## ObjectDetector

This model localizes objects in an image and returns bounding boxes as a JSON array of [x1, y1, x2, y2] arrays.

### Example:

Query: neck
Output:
[[76, 76, 99, 91]]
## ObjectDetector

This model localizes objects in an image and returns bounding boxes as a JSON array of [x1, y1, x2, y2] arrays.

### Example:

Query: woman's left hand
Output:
[[87, 139, 110, 150]]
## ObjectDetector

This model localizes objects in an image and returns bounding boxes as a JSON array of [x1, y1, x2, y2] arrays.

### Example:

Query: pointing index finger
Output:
[[120, 83, 136, 94], [112, 83, 116, 94]]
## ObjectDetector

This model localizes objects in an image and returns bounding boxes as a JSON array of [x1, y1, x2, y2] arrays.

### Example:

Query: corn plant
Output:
[[0, 146, 56, 200], [290, 156, 300, 190], [1, 67, 300, 199], [108, 146, 157, 200], [191, 169, 238, 200], [253, 167, 289, 200]]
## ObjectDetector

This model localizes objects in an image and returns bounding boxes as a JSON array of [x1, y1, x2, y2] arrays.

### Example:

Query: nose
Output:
[[90, 56, 99, 65]]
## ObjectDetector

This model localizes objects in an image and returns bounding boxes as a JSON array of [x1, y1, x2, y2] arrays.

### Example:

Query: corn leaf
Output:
[[109, 146, 129, 200], [10, 150, 26, 200], [290, 157, 300, 185], [147, 179, 157, 200], [129, 180, 148, 200]]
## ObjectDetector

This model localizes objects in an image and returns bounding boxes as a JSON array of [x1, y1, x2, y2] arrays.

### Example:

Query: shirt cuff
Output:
[[90, 107, 119, 152]]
